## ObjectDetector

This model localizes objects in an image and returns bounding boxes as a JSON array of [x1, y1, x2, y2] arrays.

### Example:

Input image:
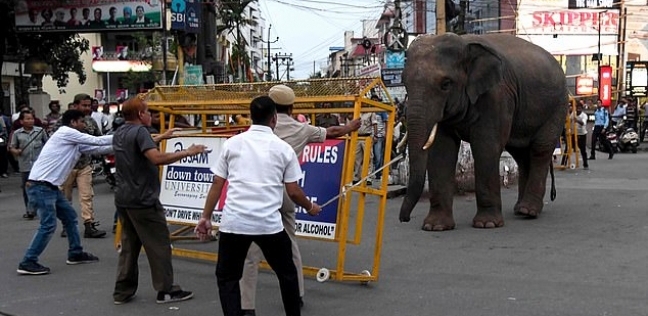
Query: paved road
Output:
[[1, 152, 647, 316]]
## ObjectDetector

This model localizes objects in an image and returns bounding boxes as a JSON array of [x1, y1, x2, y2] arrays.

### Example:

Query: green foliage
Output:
[[19, 33, 90, 88], [0, 0, 90, 89]]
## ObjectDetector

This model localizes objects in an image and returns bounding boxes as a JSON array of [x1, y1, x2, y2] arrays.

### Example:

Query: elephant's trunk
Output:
[[399, 116, 434, 222]]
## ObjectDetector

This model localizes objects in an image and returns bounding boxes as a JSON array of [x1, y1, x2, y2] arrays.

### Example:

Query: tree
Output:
[[0, 0, 90, 93], [216, 0, 256, 82]]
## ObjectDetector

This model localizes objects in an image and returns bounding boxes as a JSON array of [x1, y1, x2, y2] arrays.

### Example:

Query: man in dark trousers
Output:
[[112, 97, 207, 305], [590, 99, 613, 160], [195, 96, 322, 316]]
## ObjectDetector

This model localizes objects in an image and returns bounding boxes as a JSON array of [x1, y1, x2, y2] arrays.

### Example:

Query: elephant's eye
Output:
[[440, 79, 452, 91]]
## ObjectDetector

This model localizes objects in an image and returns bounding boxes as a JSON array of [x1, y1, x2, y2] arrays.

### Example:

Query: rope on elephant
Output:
[[320, 154, 406, 209]]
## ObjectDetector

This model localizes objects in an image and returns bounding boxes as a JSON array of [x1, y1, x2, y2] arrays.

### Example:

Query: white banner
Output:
[[516, 0, 619, 55], [159, 137, 227, 225]]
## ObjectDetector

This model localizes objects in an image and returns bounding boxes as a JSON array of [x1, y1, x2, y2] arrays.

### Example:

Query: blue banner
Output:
[[294, 139, 346, 239], [170, 0, 200, 33]]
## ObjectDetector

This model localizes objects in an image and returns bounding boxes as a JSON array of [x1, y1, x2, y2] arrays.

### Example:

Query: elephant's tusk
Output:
[[397, 132, 408, 150], [422, 124, 438, 150]]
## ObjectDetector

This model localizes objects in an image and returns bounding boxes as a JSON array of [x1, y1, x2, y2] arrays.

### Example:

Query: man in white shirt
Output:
[[572, 104, 589, 170], [239, 84, 360, 315], [17, 110, 113, 275], [195, 96, 322, 316]]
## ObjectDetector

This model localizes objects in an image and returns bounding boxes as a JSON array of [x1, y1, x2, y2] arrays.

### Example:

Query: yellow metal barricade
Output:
[[114, 77, 397, 284], [555, 98, 579, 170]]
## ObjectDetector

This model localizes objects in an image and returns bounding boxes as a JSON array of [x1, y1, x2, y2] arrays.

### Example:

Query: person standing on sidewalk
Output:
[[589, 99, 613, 160], [195, 95, 322, 316], [9, 110, 49, 219], [112, 97, 205, 305], [17, 109, 112, 275], [572, 104, 589, 170], [57, 94, 106, 238], [239, 85, 360, 316]]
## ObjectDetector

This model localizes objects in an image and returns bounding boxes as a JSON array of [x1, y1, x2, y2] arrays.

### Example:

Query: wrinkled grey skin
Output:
[[399, 33, 568, 231]]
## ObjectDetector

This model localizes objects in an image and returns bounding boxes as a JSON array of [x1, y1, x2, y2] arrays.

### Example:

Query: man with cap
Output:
[[55, 93, 107, 239], [239, 84, 361, 315]]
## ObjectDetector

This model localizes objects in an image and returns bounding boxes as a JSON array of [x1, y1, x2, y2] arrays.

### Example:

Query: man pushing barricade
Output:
[[235, 84, 360, 316], [195, 95, 323, 316]]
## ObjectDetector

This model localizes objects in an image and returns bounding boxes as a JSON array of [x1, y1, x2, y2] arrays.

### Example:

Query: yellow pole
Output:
[[178, 45, 185, 85]]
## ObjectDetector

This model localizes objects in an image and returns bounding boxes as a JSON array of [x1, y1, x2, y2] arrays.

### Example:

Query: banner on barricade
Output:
[[159, 137, 346, 240]]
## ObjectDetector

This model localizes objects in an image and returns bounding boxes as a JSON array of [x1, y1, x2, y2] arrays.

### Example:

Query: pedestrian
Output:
[[0, 114, 8, 178], [572, 104, 589, 170], [589, 99, 613, 160], [57, 94, 106, 238], [238, 84, 360, 316], [44, 101, 62, 135], [354, 109, 377, 184], [370, 95, 388, 180], [195, 95, 322, 316], [112, 97, 204, 305], [16, 109, 112, 275], [9, 110, 49, 219]]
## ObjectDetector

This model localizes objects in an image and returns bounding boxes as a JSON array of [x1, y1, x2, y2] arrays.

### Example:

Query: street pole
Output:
[[161, 0, 168, 84], [436, 0, 446, 34], [258, 24, 279, 81], [275, 53, 280, 81], [597, 11, 602, 91], [616, 7, 627, 102]]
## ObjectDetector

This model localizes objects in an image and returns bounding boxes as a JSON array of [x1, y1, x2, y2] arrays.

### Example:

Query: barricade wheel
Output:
[[116, 243, 122, 254], [210, 230, 219, 241], [360, 270, 371, 285], [316, 268, 330, 283], [569, 163, 576, 170]]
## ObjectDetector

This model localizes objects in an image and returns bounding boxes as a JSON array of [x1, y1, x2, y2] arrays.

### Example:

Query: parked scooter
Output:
[[597, 127, 618, 154], [615, 121, 639, 153]]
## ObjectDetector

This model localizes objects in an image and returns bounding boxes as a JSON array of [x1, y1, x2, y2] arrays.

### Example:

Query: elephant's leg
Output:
[[471, 142, 504, 229], [513, 147, 553, 217], [505, 147, 530, 215], [422, 127, 460, 231]]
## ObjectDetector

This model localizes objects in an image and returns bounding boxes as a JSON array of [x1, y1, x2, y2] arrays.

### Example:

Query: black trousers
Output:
[[590, 125, 613, 158], [577, 135, 588, 167], [217, 230, 300, 316]]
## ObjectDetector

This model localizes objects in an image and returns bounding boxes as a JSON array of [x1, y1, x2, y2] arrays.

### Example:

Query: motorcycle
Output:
[[597, 128, 618, 154], [103, 115, 126, 189], [615, 121, 639, 153]]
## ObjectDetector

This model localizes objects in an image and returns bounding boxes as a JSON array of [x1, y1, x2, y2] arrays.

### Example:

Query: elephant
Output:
[[398, 33, 568, 231]]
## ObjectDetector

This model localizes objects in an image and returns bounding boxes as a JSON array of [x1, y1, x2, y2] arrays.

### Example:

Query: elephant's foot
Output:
[[472, 211, 504, 229], [513, 201, 542, 218], [421, 213, 456, 231]]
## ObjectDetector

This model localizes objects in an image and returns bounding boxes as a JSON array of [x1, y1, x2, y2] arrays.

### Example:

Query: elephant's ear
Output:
[[466, 43, 503, 104]]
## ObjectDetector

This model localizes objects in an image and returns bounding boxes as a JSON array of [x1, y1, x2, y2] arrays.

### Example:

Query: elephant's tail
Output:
[[549, 161, 557, 201]]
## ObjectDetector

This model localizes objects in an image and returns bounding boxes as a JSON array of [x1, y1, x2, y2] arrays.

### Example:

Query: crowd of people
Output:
[[0, 85, 407, 315]]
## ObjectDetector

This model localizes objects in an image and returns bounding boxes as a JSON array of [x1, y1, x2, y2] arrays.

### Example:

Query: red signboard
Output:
[[599, 65, 613, 107]]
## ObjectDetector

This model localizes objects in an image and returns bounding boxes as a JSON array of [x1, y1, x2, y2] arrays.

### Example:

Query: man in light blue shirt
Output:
[[17, 110, 113, 276], [590, 99, 613, 160]]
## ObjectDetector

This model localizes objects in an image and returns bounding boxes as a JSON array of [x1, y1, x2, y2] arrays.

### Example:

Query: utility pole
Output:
[[258, 24, 279, 81], [273, 53, 293, 81], [616, 7, 627, 101], [436, 0, 446, 34]]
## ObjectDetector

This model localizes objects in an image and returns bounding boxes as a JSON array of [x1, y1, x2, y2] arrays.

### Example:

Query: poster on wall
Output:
[[14, 0, 162, 32], [516, 0, 619, 55], [625, 61, 648, 97], [159, 137, 346, 240]]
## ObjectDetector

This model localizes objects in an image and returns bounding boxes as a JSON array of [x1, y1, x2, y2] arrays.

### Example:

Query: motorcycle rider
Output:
[[590, 99, 613, 160]]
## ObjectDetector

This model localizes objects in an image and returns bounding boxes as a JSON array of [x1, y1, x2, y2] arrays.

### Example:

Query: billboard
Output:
[[170, 0, 201, 33], [516, 0, 619, 55], [14, 0, 163, 32], [568, 0, 620, 9], [160, 137, 346, 240], [625, 61, 648, 97]]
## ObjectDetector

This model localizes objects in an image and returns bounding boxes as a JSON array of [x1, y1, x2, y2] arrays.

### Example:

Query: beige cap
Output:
[[268, 84, 295, 106]]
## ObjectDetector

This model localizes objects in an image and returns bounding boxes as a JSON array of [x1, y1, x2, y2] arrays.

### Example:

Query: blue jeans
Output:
[[21, 182, 83, 264], [373, 137, 385, 177]]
